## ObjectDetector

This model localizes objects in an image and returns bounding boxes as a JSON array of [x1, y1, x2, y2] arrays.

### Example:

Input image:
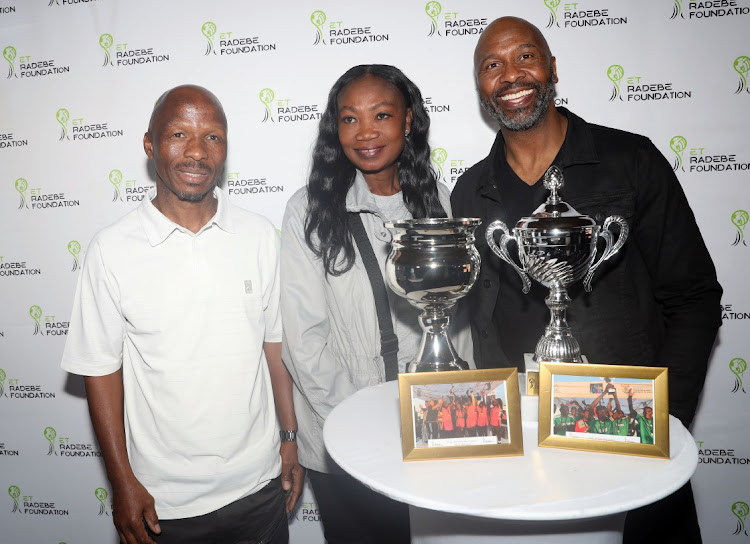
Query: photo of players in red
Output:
[[550, 375, 655, 444], [411, 380, 509, 448]]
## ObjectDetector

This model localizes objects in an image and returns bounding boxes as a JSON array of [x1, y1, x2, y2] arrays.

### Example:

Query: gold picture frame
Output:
[[538, 362, 669, 458], [398, 368, 523, 461]]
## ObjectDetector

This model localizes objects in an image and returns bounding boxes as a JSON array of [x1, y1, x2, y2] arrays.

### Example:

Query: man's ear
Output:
[[143, 132, 154, 159]]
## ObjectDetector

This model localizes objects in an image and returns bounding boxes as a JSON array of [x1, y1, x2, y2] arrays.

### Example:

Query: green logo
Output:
[[670, 0, 685, 19], [733, 501, 749, 536], [734, 56, 750, 94], [730, 358, 747, 394], [3, 46, 16, 79], [607, 64, 625, 101], [202, 21, 217, 55], [44, 426, 57, 455], [669, 135, 687, 171], [732, 209, 749, 247], [311, 11, 327, 45], [8, 485, 21, 513], [68, 240, 81, 272], [0, 368, 6, 397], [94, 488, 108, 516], [425, 2, 442, 37], [431, 148, 448, 181], [259, 88, 275, 122], [544, 0, 561, 28], [29, 305, 43, 335], [56, 108, 70, 141], [109, 169, 123, 201], [99, 33, 114, 67], [15, 177, 28, 210]]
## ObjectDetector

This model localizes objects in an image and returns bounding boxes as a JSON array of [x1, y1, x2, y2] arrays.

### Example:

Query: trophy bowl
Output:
[[485, 166, 628, 363], [385, 218, 481, 373]]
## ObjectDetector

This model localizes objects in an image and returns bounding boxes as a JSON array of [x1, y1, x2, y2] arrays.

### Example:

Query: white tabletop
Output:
[[324, 381, 698, 521]]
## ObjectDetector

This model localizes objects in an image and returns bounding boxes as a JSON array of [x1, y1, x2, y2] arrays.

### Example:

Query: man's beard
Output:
[[481, 69, 557, 132]]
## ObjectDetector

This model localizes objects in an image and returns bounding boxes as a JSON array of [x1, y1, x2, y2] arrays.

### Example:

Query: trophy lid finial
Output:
[[544, 165, 564, 204]]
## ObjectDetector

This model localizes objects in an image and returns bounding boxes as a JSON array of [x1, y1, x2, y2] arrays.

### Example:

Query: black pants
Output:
[[147, 477, 288, 544], [307, 469, 411, 544], [624, 482, 701, 544]]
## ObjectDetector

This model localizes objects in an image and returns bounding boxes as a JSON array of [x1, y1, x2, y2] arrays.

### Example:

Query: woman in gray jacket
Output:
[[280, 64, 456, 543]]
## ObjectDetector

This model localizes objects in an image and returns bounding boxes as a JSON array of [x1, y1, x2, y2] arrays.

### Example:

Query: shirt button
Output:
[[483, 279, 491, 288], [481, 330, 489, 339]]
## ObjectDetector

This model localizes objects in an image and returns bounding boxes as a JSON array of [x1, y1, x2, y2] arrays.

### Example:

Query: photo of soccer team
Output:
[[550, 375, 655, 445], [411, 380, 510, 449]]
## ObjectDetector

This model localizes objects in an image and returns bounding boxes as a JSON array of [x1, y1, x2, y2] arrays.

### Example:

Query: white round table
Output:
[[323, 381, 698, 543]]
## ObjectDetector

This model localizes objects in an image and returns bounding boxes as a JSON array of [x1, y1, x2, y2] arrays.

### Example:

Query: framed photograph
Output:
[[398, 368, 523, 461], [538, 363, 669, 458]]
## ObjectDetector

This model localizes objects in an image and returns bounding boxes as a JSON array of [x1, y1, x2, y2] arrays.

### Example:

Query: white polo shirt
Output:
[[62, 188, 282, 520]]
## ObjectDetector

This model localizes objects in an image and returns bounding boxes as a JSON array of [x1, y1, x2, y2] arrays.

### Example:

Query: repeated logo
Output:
[[672, 0, 749, 20], [697, 440, 750, 466], [0, 6, 16, 14], [606, 64, 692, 102], [43, 427, 101, 458], [13, 176, 81, 210], [730, 358, 747, 394], [56, 108, 124, 142], [670, 136, 688, 171], [0, 369, 56, 399], [295, 501, 320, 522], [431, 148, 448, 182], [0, 252, 42, 278], [94, 488, 110, 516], [668, 135, 750, 173], [423, 2, 488, 37], [258, 87, 322, 123], [49, 0, 97, 5], [199, 21, 276, 56], [423, 96, 451, 114], [733, 501, 750, 537], [735, 56, 750, 94], [97, 33, 170, 67], [552, 1, 628, 29], [0, 368, 6, 397], [0, 131, 28, 149], [0, 441, 19, 457], [68, 241, 81, 272], [44, 427, 57, 455], [227, 172, 283, 196], [107, 168, 152, 202], [732, 210, 748, 247], [722, 303, 750, 320], [429, 147, 470, 185], [6, 485, 69, 516], [1, 44, 70, 78], [29, 305, 69, 336], [309, 10, 389, 46]]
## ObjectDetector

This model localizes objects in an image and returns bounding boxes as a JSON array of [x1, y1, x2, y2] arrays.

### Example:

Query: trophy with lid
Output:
[[485, 166, 629, 364]]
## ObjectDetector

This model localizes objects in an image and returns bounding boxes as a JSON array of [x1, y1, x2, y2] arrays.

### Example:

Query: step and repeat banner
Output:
[[1, 0, 748, 542]]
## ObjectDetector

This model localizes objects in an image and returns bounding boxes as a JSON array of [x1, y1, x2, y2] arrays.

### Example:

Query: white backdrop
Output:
[[1, 0, 749, 542]]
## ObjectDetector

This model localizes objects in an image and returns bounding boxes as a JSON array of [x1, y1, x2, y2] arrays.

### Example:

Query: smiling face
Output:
[[474, 17, 557, 132], [144, 86, 227, 204], [336, 74, 412, 184]]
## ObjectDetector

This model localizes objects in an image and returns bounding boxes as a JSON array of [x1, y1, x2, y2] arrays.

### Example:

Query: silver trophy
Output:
[[485, 166, 629, 363], [385, 218, 481, 373]]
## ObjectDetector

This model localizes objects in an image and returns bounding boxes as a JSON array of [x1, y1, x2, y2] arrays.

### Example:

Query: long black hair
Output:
[[304, 64, 447, 276]]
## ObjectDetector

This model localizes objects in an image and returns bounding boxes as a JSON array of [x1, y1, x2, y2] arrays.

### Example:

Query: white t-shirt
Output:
[[62, 188, 282, 519]]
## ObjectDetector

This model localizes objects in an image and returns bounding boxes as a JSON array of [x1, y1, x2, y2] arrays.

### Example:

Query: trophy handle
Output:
[[486, 220, 531, 294], [583, 215, 629, 292]]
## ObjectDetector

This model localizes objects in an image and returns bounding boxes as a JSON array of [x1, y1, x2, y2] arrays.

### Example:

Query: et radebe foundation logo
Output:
[[557, 3, 628, 29], [0, 253, 42, 278], [4, 46, 17, 78], [44, 426, 57, 455], [0, 368, 7, 397], [730, 357, 747, 394], [431, 148, 447, 182], [429, 147, 469, 185], [28, 305, 69, 336], [425, 2, 442, 36], [8, 485, 21, 513], [0, 131, 29, 150], [107, 167, 151, 202], [15, 177, 28, 209], [97, 32, 170, 68], [202, 21, 217, 54], [673, 1, 749, 20], [607, 64, 624, 101], [295, 501, 320, 522], [99, 33, 114, 66], [94, 488, 109, 516], [68, 241, 81, 272], [259, 88, 275, 122], [310, 11, 327, 45], [732, 210, 748, 247], [670, 0, 685, 19], [309, 10, 389, 46], [670, 136, 688, 171], [734, 501, 750, 536], [734, 56, 750, 94], [606, 64, 692, 102], [422, 2, 487, 37], [109, 169, 123, 201], [200, 21, 276, 56], [55, 108, 124, 142], [30, 305, 43, 335], [6, 485, 69, 516], [0, 370, 56, 400], [56, 108, 70, 141], [544, 0, 561, 28], [227, 172, 283, 196]]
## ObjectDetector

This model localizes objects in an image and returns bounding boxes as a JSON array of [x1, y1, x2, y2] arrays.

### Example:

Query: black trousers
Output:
[[146, 477, 288, 544], [624, 482, 701, 544], [307, 469, 411, 544]]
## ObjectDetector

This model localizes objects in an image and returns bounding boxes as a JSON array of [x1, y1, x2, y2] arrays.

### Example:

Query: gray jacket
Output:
[[280, 174, 473, 472]]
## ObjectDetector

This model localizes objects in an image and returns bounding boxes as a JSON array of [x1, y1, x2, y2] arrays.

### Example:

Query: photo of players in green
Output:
[[550, 375, 655, 444]]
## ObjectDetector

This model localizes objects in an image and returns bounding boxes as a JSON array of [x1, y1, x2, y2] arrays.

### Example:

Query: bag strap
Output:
[[348, 212, 399, 382]]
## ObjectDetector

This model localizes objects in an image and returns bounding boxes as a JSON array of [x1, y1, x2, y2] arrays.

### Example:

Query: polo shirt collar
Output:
[[138, 187, 236, 246]]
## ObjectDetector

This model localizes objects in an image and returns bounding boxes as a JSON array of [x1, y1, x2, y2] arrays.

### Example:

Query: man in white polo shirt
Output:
[[61, 85, 302, 544]]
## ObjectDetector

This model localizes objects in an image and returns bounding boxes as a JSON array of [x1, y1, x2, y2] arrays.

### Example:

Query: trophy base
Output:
[[407, 358, 469, 373]]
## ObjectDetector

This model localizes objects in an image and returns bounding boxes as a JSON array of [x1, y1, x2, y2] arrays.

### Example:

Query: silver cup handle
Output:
[[486, 220, 532, 294], [583, 215, 629, 292]]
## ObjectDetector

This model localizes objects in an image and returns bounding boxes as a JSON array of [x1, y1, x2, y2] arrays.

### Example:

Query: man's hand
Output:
[[112, 477, 160, 544], [280, 441, 304, 513]]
